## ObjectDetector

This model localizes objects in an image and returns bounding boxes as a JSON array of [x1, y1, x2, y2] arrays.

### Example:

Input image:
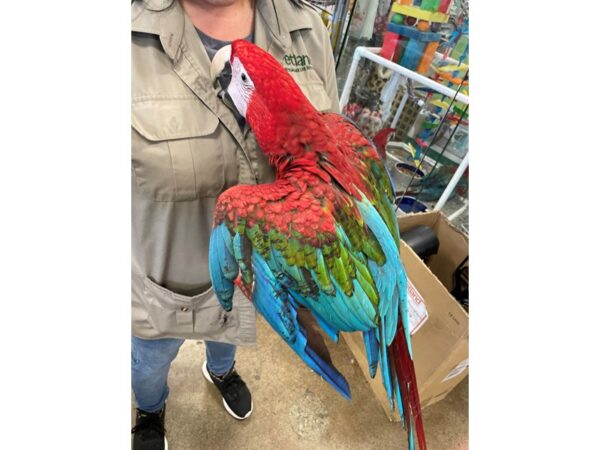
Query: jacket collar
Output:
[[132, 0, 314, 55], [256, 0, 314, 49], [140, 0, 174, 11]]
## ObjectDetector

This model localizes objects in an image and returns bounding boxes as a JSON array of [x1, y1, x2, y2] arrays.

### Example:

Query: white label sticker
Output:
[[408, 279, 428, 335], [442, 359, 469, 382]]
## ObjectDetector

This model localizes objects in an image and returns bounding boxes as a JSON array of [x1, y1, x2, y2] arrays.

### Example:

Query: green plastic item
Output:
[[391, 13, 404, 25], [452, 105, 468, 117], [450, 35, 469, 62], [420, 0, 441, 12]]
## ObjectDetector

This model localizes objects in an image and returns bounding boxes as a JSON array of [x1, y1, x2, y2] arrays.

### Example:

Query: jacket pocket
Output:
[[132, 97, 225, 201], [139, 276, 239, 338]]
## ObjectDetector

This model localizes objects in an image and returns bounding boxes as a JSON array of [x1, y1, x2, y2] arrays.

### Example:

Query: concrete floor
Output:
[[132, 316, 468, 450]]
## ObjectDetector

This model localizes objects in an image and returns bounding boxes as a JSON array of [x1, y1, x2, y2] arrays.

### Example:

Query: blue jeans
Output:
[[131, 336, 236, 413]]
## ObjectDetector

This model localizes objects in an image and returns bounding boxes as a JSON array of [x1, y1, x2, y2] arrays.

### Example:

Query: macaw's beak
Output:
[[210, 44, 232, 82], [211, 45, 240, 115], [217, 80, 237, 114], [214, 61, 242, 118]]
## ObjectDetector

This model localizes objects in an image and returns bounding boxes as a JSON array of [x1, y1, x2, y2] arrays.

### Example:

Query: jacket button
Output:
[[180, 307, 189, 312]]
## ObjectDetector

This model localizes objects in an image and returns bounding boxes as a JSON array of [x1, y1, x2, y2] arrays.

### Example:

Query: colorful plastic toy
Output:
[[379, 0, 452, 75]]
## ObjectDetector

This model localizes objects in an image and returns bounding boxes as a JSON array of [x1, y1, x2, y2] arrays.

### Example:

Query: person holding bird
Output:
[[131, 0, 339, 448]]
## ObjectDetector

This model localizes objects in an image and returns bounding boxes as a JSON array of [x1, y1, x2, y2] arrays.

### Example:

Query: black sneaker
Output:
[[202, 360, 253, 420], [131, 407, 168, 450]]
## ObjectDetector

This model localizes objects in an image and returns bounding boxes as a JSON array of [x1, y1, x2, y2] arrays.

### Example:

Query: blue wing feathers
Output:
[[253, 251, 351, 399], [355, 196, 406, 344], [287, 290, 340, 343], [209, 224, 237, 311], [210, 189, 410, 416], [363, 329, 379, 378], [303, 344, 351, 400]]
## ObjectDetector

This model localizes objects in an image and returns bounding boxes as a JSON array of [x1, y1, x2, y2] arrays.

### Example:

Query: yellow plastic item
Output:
[[392, 3, 449, 23], [397, 142, 423, 169], [430, 99, 450, 109], [436, 63, 469, 73]]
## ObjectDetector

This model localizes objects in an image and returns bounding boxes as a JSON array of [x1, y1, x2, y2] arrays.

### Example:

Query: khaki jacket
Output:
[[131, 0, 340, 342]]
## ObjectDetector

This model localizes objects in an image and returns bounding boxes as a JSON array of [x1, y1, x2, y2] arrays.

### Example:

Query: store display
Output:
[[356, 107, 384, 139], [414, 101, 449, 149], [433, 121, 468, 159], [342, 102, 384, 140], [390, 93, 423, 142], [348, 63, 424, 145], [335, 0, 468, 227], [433, 62, 469, 86], [380, 0, 450, 74], [440, 0, 468, 60]]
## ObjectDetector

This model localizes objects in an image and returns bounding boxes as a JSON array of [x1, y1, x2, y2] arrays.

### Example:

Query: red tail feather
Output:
[[391, 321, 427, 450]]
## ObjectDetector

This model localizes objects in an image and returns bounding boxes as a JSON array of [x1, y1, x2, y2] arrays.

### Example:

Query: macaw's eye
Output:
[[241, 73, 247, 82]]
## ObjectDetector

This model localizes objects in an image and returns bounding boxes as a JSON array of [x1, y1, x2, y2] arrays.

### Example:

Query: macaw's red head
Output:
[[227, 40, 321, 157]]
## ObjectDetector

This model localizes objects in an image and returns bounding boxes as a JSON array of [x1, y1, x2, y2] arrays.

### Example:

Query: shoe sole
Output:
[[131, 431, 168, 449], [202, 361, 253, 421]]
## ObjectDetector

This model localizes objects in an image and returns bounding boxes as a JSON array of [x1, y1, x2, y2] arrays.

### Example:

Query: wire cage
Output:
[[334, 0, 469, 228]]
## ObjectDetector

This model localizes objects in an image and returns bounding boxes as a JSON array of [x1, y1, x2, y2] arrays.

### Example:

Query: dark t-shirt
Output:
[[196, 28, 253, 87]]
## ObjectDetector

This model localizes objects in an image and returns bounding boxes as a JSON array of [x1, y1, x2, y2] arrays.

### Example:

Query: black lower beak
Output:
[[218, 88, 237, 113]]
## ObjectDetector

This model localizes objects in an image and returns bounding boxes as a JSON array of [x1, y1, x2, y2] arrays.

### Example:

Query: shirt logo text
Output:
[[283, 53, 312, 73]]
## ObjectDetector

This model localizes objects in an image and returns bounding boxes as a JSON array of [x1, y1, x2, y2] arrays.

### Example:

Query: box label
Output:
[[442, 358, 469, 382], [408, 279, 428, 335]]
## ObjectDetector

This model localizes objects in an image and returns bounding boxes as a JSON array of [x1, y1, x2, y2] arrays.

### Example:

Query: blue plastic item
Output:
[[400, 38, 427, 71], [387, 23, 440, 42], [395, 196, 428, 213]]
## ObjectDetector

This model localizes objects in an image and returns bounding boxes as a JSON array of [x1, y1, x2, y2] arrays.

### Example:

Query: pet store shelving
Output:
[[339, 45, 469, 215]]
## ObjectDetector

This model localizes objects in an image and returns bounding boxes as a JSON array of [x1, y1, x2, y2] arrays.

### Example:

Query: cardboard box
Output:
[[342, 211, 469, 421]]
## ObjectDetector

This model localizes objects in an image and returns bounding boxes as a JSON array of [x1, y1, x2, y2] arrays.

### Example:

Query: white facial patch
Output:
[[228, 56, 255, 118]]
